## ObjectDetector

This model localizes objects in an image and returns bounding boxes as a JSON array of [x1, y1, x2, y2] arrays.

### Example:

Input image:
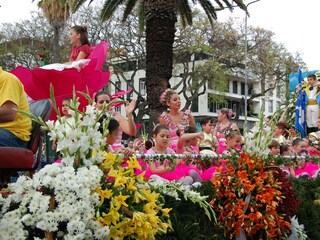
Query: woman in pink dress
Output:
[[158, 89, 197, 150], [214, 108, 239, 154]]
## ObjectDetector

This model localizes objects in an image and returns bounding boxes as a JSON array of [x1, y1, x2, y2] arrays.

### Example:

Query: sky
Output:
[[0, 0, 318, 71]]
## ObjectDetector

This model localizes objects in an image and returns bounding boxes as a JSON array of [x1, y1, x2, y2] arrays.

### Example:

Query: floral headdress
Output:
[[227, 109, 236, 119], [225, 128, 240, 138], [160, 88, 175, 106]]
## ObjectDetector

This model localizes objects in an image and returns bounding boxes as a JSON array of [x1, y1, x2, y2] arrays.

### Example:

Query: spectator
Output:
[[0, 68, 31, 147]]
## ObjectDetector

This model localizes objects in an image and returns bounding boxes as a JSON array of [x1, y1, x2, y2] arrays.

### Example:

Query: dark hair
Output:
[[95, 90, 110, 102], [98, 116, 119, 134], [145, 140, 153, 150], [280, 144, 291, 155], [200, 116, 215, 126], [292, 138, 304, 146], [71, 25, 90, 45], [268, 140, 280, 149], [177, 125, 198, 137], [307, 74, 317, 81], [153, 124, 169, 136]]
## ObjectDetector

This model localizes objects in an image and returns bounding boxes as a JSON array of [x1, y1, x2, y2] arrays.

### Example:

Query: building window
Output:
[[233, 81, 238, 94], [241, 82, 245, 95], [268, 100, 273, 113], [139, 78, 146, 96]]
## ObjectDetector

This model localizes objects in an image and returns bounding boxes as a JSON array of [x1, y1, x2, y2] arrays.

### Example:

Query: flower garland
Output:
[[210, 152, 291, 239]]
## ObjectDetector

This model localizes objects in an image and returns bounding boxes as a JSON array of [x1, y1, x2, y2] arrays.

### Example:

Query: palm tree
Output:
[[72, 0, 246, 127], [36, 0, 73, 62]]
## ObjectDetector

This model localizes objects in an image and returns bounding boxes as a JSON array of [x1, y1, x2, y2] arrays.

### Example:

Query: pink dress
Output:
[[215, 122, 233, 154], [144, 147, 195, 181], [294, 161, 319, 178], [159, 109, 191, 150]]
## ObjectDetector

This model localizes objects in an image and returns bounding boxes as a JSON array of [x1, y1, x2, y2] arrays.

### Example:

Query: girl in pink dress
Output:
[[144, 125, 195, 184], [158, 89, 197, 151], [175, 126, 203, 182], [214, 108, 239, 154], [292, 138, 319, 178]]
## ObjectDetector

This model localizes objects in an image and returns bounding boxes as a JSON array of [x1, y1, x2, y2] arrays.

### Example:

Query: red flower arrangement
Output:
[[210, 152, 291, 239]]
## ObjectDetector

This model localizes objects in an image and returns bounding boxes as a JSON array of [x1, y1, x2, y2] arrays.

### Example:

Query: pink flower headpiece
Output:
[[227, 109, 236, 120], [160, 88, 174, 106]]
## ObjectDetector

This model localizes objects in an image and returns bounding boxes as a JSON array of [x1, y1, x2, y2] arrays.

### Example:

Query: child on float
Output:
[[223, 129, 243, 155], [144, 124, 197, 185], [98, 116, 133, 158], [52, 98, 75, 152], [214, 108, 239, 154], [95, 90, 136, 150], [272, 122, 287, 145], [198, 116, 218, 154], [268, 140, 280, 156], [67, 25, 91, 63], [280, 144, 295, 177], [291, 138, 318, 178], [175, 126, 203, 183]]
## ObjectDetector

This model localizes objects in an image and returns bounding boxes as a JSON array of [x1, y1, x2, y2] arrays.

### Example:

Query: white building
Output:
[[107, 53, 285, 131]]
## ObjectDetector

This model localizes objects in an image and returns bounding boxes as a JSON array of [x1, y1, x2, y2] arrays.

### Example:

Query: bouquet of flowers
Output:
[[210, 152, 292, 239]]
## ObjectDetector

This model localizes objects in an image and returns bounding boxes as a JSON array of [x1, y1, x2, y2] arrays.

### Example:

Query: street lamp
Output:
[[244, 0, 261, 121]]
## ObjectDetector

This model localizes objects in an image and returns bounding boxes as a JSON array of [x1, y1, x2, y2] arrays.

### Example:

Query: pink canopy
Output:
[[11, 41, 110, 119]]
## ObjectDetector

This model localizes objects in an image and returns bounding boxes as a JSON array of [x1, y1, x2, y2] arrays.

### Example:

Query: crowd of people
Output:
[[1, 25, 320, 186]]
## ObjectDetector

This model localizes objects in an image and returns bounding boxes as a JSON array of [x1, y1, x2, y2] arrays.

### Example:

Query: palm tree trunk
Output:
[[145, 0, 178, 132], [52, 25, 60, 63]]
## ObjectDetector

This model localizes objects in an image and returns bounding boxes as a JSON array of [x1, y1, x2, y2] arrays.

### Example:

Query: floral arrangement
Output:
[[210, 152, 292, 239], [0, 164, 109, 239], [95, 152, 172, 239], [0, 90, 215, 239]]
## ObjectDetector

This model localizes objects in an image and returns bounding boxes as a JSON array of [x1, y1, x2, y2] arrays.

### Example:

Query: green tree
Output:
[[72, 0, 246, 126], [35, 0, 73, 62]]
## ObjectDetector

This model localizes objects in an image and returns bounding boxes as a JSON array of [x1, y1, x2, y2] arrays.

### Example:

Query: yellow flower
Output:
[[133, 190, 147, 203], [114, 192, 129, 209], [99, 188, 113, 204], [126, 177, 137, 191], [161, 208, 172, 217], [101, 209, 120, 225], [114, 176, 127, 188], [140, 188, 159, 203], [143, 202, 157, 214], [127, 156, 141, 170]]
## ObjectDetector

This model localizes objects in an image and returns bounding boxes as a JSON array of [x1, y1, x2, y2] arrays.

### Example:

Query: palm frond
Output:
[[71, 0, 88, 12], [123, 0, 139, 22], [178, 0, 193, 27], [137, 0, 145, 32], [100, 0, 125, 21], [198, 0, 217, 25]]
